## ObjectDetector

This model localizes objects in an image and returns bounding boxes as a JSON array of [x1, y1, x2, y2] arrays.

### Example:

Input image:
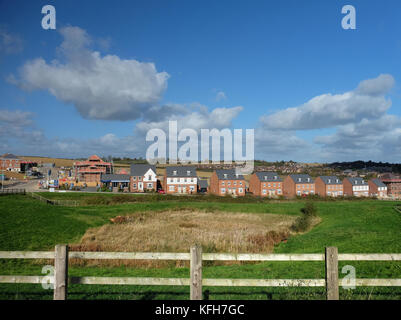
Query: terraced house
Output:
[[380, 173, 401, 198], [210, 169, 245, 196], [315, 176, 343, 197], [283, 174, 315, 198], [368, 179, 387, 198], [249, 171, 283, 197], [164, 166, 197, 194], [343, 177, 369, 197], [130, 164, 157, 192]]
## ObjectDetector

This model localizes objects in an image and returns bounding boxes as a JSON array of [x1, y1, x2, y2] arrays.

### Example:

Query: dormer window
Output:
[[264, 176, 267, 180], [173, 171, 177, 176], [307, 178, 310, 182], [328, 179, 331, 184], [235, 174, 239, 178], [224, 174, 227, 178], [298, 178, 301, 182], [187, 171, 190, 176], [336, 179, 339, 183], [274, 176, 277, 180]]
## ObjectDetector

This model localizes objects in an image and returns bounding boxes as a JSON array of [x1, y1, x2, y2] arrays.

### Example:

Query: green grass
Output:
[[1, 194, 401, 299]]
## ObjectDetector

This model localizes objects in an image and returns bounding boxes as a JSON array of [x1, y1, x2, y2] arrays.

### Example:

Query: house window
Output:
[[234, 181, 237, 186], [262, 189, 267, 194], [147, 183, 153, 188], [228, 181, 231, 186], [133, 176, 136, 181], [239, 188, 243, 193], [133, 184, 137, 188], [169, 186, 175, 191], [138, 177, 142, 181], [221, 188, 226, 193]]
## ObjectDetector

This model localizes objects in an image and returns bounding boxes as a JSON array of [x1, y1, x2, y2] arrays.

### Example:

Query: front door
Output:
[[138, 182, 143, 191]]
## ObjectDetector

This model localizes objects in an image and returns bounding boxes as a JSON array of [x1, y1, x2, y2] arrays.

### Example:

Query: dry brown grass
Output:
[[70, 209, 302, 268], [19, 156, 75, 167]]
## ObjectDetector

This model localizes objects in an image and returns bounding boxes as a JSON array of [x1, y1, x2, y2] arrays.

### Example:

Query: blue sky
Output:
[[1, 0, 401, 162]]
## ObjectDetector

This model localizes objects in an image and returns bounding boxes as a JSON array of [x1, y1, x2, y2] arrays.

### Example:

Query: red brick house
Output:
[[343, 177, 369, 197], [369, 179, 388, 198], [283, 174, 315, 198], [130, 164, 157, 192], [315, 176, 343, 197], [209, 169, 245, 196], [73, 155, 113, 185], [164, 166, 197, 194], [0, 153, 21, 172], [249, 172, 283, 197], [380, 173, 401, 198]]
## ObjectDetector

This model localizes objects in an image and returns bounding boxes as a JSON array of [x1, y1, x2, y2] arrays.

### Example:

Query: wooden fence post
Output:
[[190, 244, 202, 300], [325, 246, 339, 300], [54, 244, 69, 300]]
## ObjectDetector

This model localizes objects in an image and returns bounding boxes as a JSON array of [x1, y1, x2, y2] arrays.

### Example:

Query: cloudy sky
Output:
[[1, 0, 401, 162]]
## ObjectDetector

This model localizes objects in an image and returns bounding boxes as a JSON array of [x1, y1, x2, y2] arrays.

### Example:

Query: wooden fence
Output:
[[0, 189, 26, 195], [29, 192, 79, 207], [1, 245, 401, 300]]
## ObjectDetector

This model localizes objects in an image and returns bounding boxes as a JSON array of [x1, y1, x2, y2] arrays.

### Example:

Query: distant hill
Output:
[[328, 161, 401, 173]]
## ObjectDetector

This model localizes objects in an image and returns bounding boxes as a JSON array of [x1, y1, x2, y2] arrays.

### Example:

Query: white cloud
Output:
[[0, 109, 44, 147], [137, 104, 243, 134], [216, 91, 227, 101], [0, 105, 243, 159], [12, 26, 169, 120], [315, 114, 401, 161], [261, 74, 394, 130], [0, 29, 23, 54]]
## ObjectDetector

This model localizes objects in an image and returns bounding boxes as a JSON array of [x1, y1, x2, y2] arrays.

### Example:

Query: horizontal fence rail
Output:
[[1, 246, 401, 300], [0, 189, 26, 195], [29, 192, 79, 207]]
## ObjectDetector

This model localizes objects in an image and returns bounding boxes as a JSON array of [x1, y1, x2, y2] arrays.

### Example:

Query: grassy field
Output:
[[0, 194, 401, 300]]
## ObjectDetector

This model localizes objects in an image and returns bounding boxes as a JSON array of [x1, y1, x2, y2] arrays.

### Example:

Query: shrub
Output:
[[291, 200, 318, 233]]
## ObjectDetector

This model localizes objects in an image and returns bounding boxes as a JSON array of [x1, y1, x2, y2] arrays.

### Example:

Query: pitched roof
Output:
[[318, 176, 342, 185], [371, 179, 386, 188], [215, 169, 244, 180], [197, 179, 209, 188], [101, 174, 130, 182], [289, 174, 314, 183], [130, 164, 156, 176], [166, 166, 197, 177], [88, 155, 102, 161], [255, 172, 282, 182], [0, 153, 19, 159], [346, 177, 368, 186]]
